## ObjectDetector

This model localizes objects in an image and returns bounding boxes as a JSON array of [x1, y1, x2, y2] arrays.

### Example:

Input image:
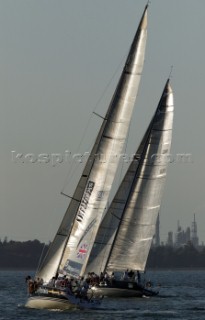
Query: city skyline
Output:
[[155, 213, 203, 247]]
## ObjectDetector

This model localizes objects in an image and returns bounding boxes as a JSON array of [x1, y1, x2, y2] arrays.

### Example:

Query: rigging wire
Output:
[[35, 241, 49, 278], [61, 53, 128, 195]]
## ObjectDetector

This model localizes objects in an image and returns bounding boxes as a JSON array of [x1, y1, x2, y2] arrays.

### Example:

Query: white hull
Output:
[[25, 295, 75, 310], [25, 286, 103, 310], [25, 294, 102, 310]]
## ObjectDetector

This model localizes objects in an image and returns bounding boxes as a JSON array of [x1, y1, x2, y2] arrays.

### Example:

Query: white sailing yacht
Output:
[[85, 78, 174, 297], [25, 5, 148, 310]]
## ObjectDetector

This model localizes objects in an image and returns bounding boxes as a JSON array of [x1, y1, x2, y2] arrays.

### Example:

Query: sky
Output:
[[1, 0, 205, 244]]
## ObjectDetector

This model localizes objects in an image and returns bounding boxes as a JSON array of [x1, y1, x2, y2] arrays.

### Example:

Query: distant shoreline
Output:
[[1, 240, 205, 270], [1, 267, 205, 272]]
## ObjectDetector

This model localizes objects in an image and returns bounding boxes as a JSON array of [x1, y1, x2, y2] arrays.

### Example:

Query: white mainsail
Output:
[[85, 79, 174, 274], [36, 5, 148, 283]]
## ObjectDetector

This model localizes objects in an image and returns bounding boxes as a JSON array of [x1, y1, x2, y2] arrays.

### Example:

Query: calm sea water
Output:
[[1, 270, 205, 320]]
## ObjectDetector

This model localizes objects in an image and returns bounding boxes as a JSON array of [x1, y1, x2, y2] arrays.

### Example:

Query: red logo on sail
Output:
[[77, 243, 88, 259]]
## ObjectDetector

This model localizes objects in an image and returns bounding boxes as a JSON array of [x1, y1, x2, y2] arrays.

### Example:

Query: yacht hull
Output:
[[25, 295, 75, 310], [91, 281, 158, 298], [25, 294, 102, 310], [25, 287, 102, 310]]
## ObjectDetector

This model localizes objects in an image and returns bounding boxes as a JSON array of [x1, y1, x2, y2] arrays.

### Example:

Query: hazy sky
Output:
[[1, 0, 205, 244]]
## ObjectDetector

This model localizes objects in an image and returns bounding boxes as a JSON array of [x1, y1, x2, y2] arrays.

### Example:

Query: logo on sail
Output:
[[77, 243, 88, 259], [96, 190, 104, 200], [76, 181, 95, 222], [62, 259, 82, 277]]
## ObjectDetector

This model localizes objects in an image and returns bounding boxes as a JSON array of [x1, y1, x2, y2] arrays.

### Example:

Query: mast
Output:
[[36, 5, 148, 282], [106, 79, 174, 272], [85, 79, 174, 274]]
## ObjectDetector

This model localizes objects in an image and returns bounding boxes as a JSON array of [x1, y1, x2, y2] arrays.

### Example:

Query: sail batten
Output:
[[36, 6, 148, 283]]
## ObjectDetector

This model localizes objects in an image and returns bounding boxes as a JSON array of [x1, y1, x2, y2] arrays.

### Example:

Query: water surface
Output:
[[1, 270, 205, 320]]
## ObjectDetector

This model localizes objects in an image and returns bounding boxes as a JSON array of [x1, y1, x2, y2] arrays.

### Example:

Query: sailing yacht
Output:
[[25, 5, 148, 310], [86, 79, 174, 297]]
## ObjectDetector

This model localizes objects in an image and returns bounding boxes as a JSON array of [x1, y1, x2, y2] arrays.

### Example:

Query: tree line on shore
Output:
[[1, 238, 205, 269], [0, 239, 48, 269]]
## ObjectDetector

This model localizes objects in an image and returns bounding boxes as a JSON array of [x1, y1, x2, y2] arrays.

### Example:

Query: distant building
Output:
[[191, 213, 199, 248], [166, 231, 173, 247], [155, 213, 160, 246], [175, 221, 182, 247]]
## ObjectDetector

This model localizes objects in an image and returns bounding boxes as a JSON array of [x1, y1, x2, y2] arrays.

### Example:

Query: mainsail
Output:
[[85, 79, 174, 274], [36, 5, 148, 283]]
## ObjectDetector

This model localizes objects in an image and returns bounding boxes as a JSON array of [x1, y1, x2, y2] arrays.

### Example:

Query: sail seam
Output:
[[102, 134, 126, 141], [124, 71, 142, 75]]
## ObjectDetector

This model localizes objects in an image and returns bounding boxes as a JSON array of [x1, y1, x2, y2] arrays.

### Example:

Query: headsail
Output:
[[36, 5, 148, 283], [85, 79, 174, 274]]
